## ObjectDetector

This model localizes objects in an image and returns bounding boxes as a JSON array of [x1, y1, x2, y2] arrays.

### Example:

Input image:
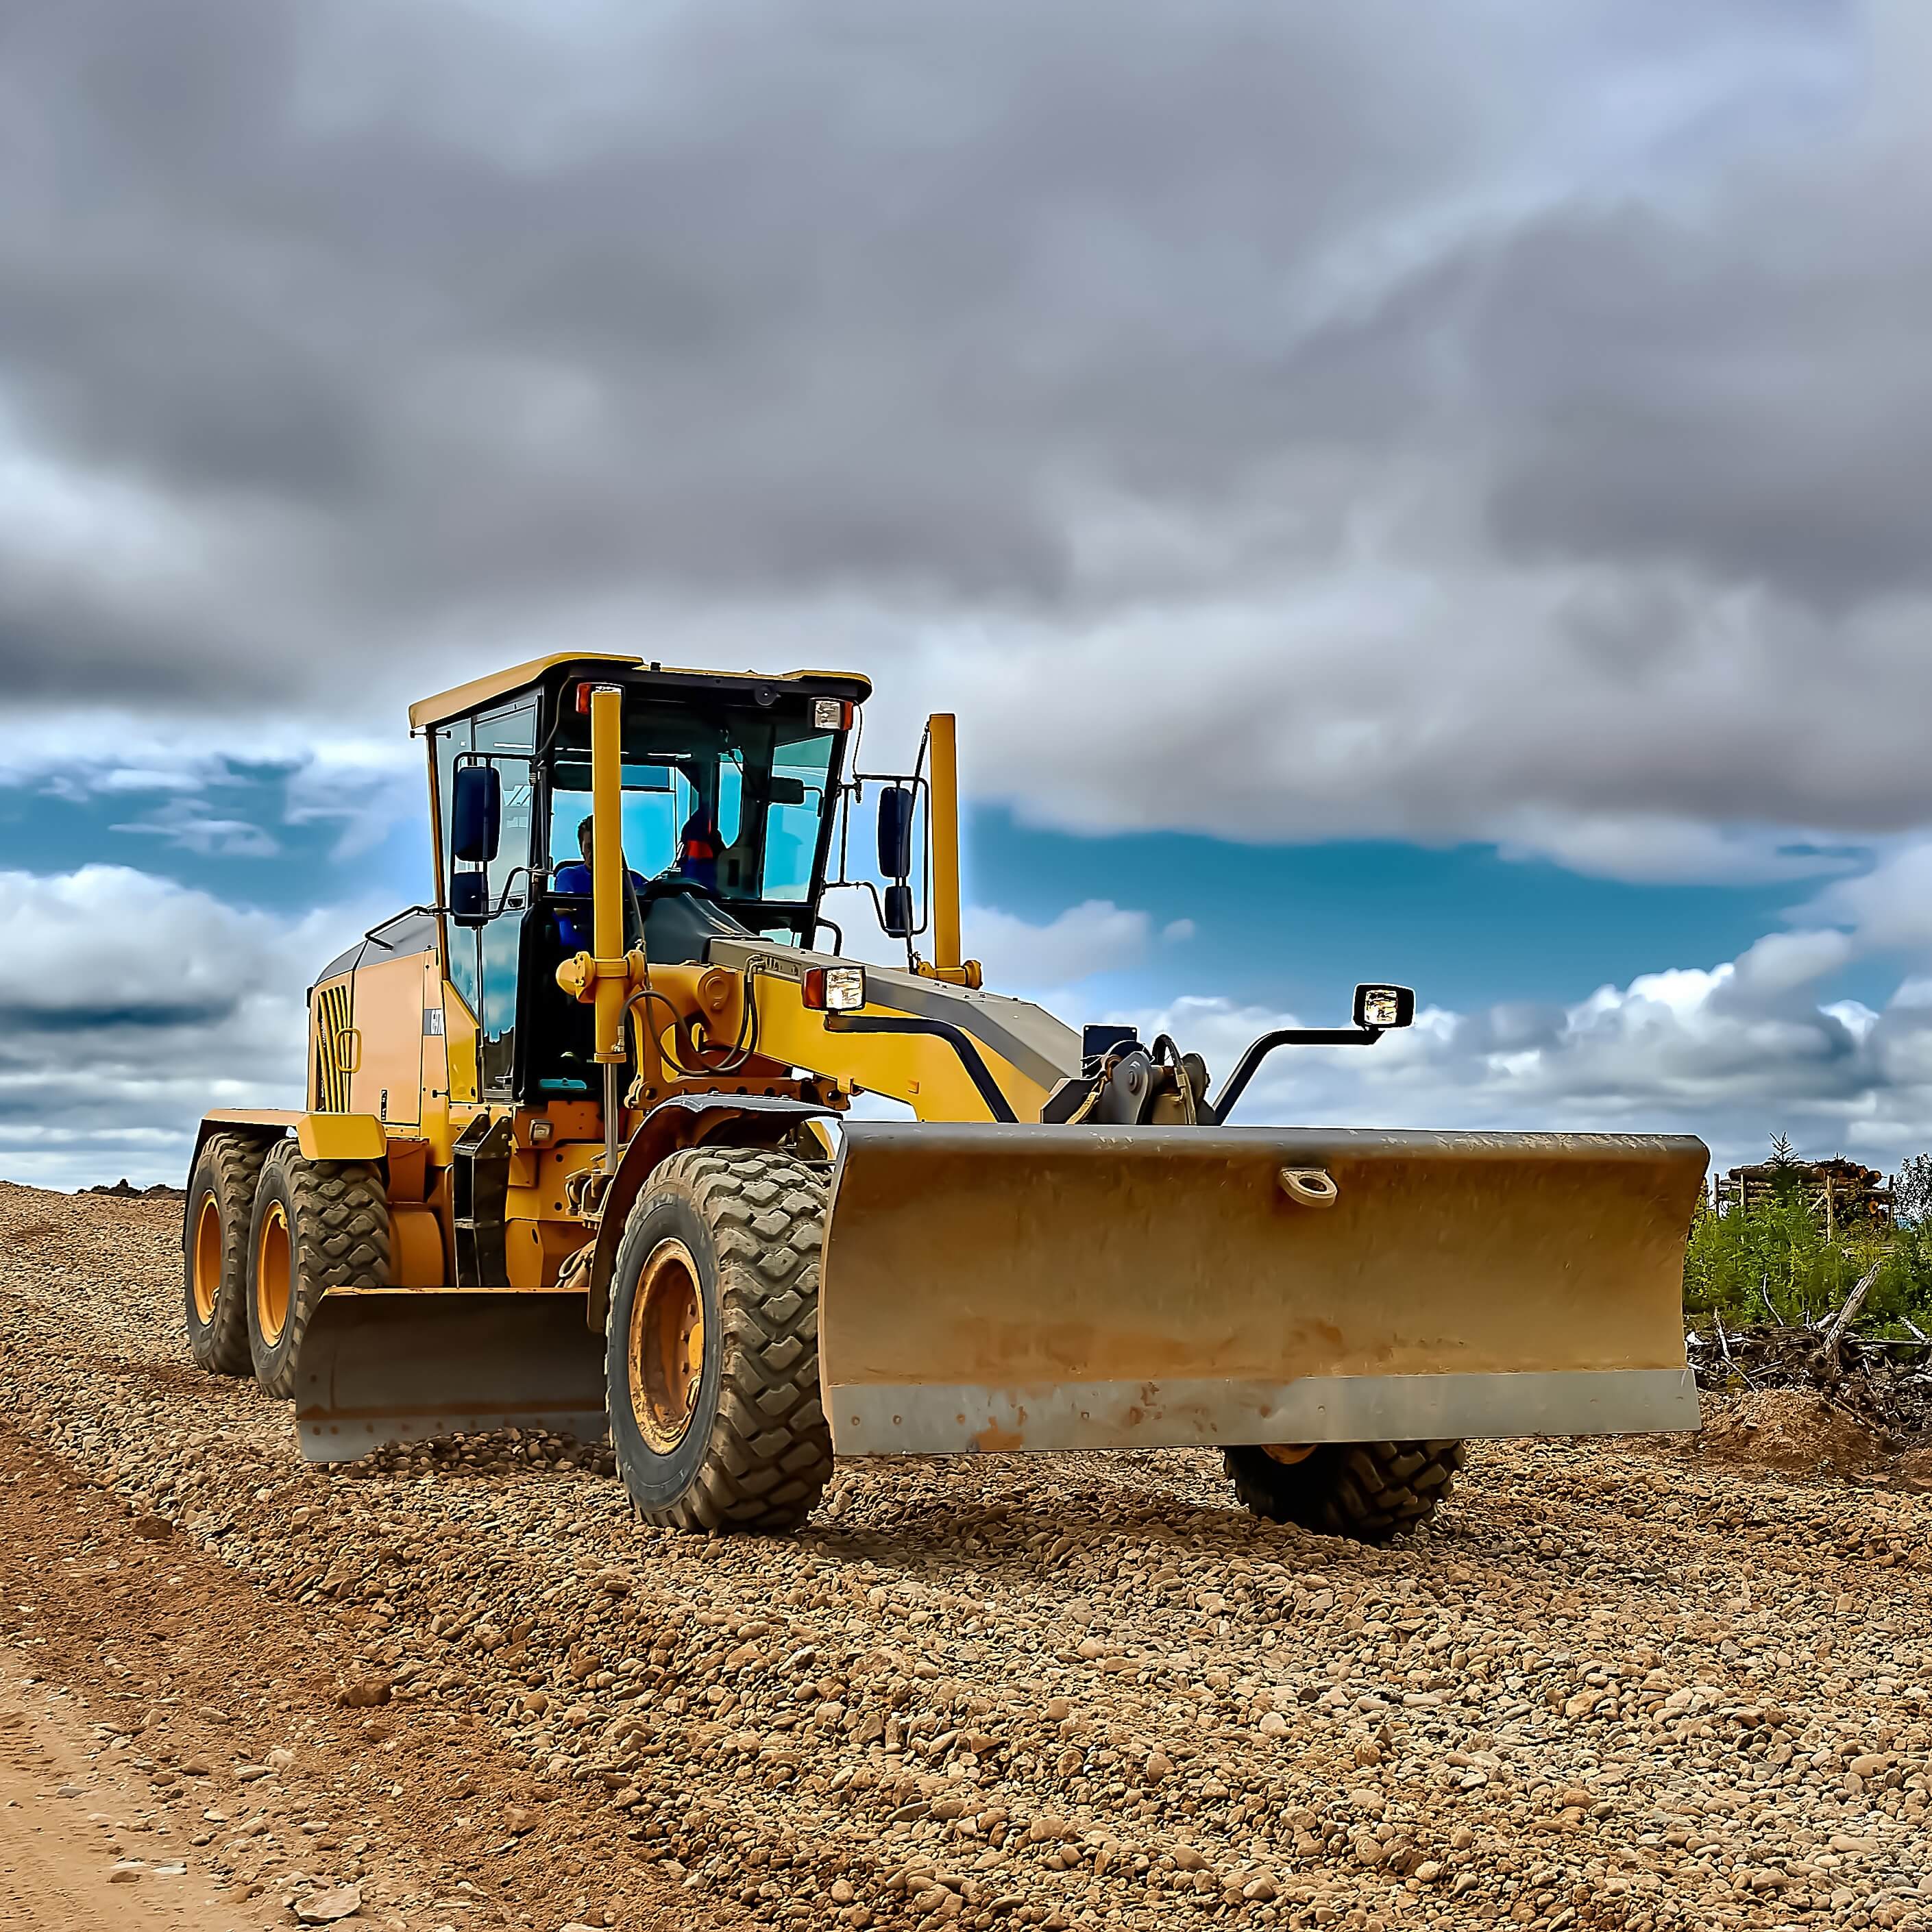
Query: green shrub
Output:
[[1683, 1177, 1932, 1336]]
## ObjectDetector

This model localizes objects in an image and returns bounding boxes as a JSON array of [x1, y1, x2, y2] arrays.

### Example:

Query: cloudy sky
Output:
[[5, 0, 1932, 1188]]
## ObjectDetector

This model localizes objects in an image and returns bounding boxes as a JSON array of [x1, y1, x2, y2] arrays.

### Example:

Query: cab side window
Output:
[[434, 702, 535, 1100], [434, 718, 477, 1015], [474, 704, 537, 1096]]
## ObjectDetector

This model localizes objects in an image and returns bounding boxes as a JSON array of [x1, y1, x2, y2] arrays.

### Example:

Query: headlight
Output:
[[824, 966, 866, 1011], [803, 965, 867, 1012], [812, 698, 854, 731], [1353, 983, 1415, 1029]]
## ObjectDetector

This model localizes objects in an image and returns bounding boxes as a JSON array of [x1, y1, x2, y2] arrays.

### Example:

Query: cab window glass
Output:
[[434, 719, 477, 1015], [472, 702, 537, 1095], [763, 731, 833, 902], [544, 698, 838, 918]]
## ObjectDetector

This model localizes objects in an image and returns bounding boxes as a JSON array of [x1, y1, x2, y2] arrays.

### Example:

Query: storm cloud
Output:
[[1, 0, 1928, 870]]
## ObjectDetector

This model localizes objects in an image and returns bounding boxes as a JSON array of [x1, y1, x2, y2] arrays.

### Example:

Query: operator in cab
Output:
[[552, 816, 646, 951], [676, 805, 721, 894]]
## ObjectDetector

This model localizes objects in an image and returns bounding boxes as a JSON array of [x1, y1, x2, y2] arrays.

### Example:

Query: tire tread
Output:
[[248, 1145, 391, 1397], [1225, 1439, 1465, 1543], [183, 1133, 271, 1376], [611, 1146, 831, 1534]]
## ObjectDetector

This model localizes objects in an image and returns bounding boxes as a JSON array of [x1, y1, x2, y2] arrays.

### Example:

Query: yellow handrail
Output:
[[927, 711, 961, 974], [591, 685, 626, 1066]]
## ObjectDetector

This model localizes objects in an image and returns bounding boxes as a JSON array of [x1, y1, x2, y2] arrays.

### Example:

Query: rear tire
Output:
[[246, 1145, 391, 1398], [607, 1147, 831, 1532], [183, 1133, 270, 1375], [1225, 1440, 1465, 1543]]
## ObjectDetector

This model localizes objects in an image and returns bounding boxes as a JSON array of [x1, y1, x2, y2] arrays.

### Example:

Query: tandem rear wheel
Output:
[[184, 1132, 272, 1376], [245, 1145, 391, 1398], [1225, 1439, 1465, 1542], [605, 1146, 833, 1532]]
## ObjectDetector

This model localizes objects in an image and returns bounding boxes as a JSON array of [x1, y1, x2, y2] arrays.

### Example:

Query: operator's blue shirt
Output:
[[552, 862, 645, 949]]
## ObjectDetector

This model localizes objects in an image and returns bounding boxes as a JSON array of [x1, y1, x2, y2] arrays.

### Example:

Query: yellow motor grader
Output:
[[182, 654, 1707, 1540]]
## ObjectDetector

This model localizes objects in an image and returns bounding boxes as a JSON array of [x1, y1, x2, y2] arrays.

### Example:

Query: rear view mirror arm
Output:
[[1210, 1025, 1382, 1125], [820, 876, 898, 931], [445, 866, 533, 931]]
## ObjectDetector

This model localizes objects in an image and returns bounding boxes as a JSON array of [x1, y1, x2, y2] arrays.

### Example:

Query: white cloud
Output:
[[110, 796, 282, 857], [1070, 847, 1932, 1171], [282, 737, 423, 860], [6, 858, 1932, 1193], [1493, 814, 1863, 888], [962, 898, 1155, 994], [0, 866, 382, 1189], [1803, 840, 1932, 955], [0, 722, 421, 864], [908, 563, 1932, 884], [1121, 941, 1932, 1177]]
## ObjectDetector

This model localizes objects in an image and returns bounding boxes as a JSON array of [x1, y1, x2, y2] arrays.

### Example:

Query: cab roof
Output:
[[407, 653, 872, 731]]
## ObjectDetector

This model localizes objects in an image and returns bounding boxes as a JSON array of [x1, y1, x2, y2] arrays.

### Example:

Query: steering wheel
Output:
[[640, 872, 720, 905]]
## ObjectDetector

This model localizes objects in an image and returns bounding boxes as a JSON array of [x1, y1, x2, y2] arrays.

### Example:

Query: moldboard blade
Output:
[[818, 1123, 1707, 1456], [293, 1288, 607, 1463]]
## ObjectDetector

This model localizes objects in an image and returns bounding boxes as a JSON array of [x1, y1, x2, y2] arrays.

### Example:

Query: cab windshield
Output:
[[546, 700, 836, 908]]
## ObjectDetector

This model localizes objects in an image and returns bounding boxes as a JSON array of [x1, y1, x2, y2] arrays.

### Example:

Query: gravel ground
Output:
[[4, 1177, 1932, 1931]]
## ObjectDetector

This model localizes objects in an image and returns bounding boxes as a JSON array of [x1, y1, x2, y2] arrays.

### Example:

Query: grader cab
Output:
[[183, 653, 1707, 1541]]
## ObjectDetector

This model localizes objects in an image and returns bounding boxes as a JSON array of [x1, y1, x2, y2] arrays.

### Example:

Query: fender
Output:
[[584, 1094, 837, 1334], [192, 1108, 389, 1169]]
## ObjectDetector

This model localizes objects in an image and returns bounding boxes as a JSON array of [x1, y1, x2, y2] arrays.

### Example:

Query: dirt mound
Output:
[[1698, 1388, 1887, 1476], [1689, 1322, 1932, 1436]]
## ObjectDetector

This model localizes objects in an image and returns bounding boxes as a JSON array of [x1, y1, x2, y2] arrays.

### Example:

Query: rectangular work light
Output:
[[802, 966, 867, 1012], [1354, 983, 1417, 1030]]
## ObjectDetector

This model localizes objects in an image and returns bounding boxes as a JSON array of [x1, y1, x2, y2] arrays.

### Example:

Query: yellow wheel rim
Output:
[[256, 1201, 292, 1345], [628, 1239, 706, 1453], [192, 1196, 223, 1324]]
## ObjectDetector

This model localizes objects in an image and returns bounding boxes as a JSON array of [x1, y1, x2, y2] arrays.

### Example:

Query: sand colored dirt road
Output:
[[3, 1177, 1931, 1930], [0, 1417, 718, 1932], [0, 1653, 219, 1932]]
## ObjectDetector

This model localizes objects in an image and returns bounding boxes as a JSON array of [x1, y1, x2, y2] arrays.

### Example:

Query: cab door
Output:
[[449, 701, 537, 1100]]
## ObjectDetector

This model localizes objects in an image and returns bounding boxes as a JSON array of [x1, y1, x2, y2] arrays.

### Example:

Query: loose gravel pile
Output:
[[5, 1177, 1932, 1931]]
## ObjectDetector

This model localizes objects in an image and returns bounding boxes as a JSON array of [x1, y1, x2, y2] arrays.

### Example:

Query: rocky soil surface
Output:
[[3, 1177, 1931, 1931]]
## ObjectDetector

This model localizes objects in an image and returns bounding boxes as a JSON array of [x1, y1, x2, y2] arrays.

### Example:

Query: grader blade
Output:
[[293, 1289, 607, 1463], [820, 1123, 1707, 1456]]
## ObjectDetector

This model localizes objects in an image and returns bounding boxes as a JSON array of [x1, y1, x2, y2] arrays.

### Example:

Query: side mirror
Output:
[[877, 785, 916, 881], [451, 763, 502, 865], [768, 776, 807, 807], [881, 882, 916, 939], [1354, 983, 1416, 1030], [450, 870, 491, 928]]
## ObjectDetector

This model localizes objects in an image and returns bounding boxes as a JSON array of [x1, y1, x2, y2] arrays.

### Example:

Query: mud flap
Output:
[[819, 1123, 1708, 1456], [293, 1290, 608, 1464]]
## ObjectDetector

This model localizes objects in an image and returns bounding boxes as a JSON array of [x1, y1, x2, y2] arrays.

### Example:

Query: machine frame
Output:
[[182, 652, 1709, 1541]]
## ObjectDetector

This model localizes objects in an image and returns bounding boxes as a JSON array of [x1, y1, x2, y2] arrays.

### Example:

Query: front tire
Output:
[[1225, 1439, 1465, 1542], [246, 1145, 391, 1397], [607, 1147, 832, 1532], [184, 1133, 270, 1375]]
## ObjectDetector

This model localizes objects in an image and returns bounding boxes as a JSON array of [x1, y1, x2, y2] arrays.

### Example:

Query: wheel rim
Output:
[[256, 1201, 292, 1345], [628, 1238, 706, 1452], [192, 1196, 223, 1324]]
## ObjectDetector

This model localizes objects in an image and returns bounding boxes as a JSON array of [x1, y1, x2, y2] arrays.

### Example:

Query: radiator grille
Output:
[[313, 980, 352, 1112]]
